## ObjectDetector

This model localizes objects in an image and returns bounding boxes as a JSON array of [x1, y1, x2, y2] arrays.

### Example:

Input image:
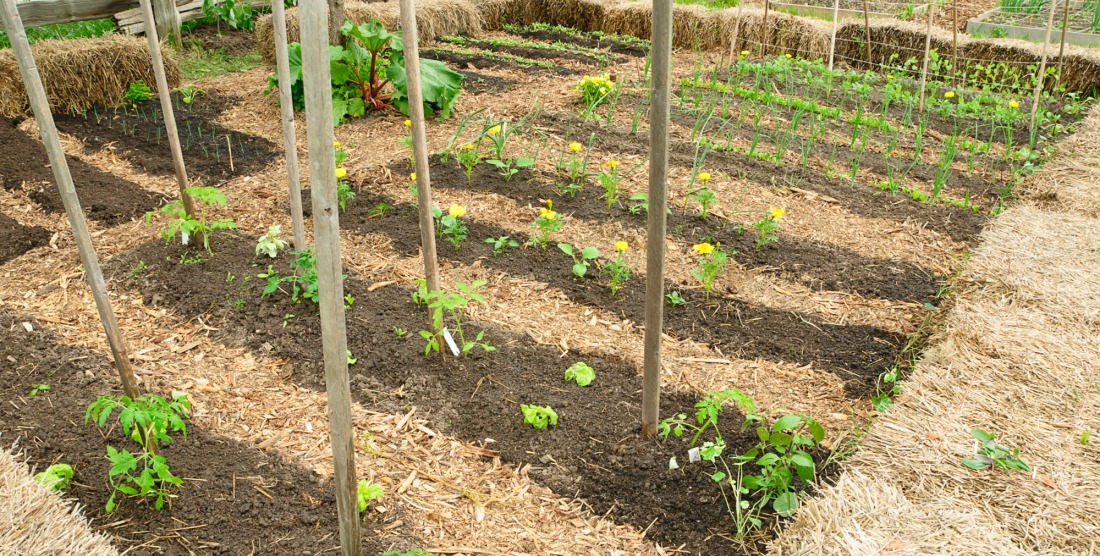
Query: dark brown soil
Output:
[[181, 22, 257, 56], [0, 213, 49, 264], [0, 309, 414, 555], [510, 28, 649, 57], [423, 48, 577, 76], [469, 40, 610, 66], [391, 155, 943, 305], [54, 92, 280, 185], [454, 69, 519, 95], [0, 118, 167, 225], [106, 233, 840, 555]]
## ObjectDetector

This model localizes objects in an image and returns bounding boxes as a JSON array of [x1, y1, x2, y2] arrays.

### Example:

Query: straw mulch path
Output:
[[0, 445, 119, 555], [769, 108, 1100, 555]]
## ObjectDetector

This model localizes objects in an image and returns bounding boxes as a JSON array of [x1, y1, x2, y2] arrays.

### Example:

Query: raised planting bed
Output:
[[0, 309, 412, 555], [967, 0, 1100, 46], [772, 0, 929, 21], [0, 213, 49, 265]]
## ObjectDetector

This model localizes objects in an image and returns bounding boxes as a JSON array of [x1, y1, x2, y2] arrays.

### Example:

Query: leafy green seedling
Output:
[[357, 479, 384, 513], [347, 350, 357, 366], [666, 291, 686, 307], [564, 362, 595, 387], [1082, 430, 1091, 445], [34, 463, 73, 491], [255, 224, 288, 258], [485, 235, 519, 257], [521, 404, 558, 430], [962, 429, 1030, 472], [125, 81, 153, 104], [145, 186, 237, 254], [29, 384, 51, 397], [558, 243, 599, 278]]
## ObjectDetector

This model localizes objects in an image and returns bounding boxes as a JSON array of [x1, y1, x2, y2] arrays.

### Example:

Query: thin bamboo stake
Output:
[[642, 0, 672, 437], [0, 0, 141, 401], [138, 0, 194, 217], [298, 1, 361, 554], [1031, 0, 1059, 141], [762, 0, 771, 57], [272, 0, 306, 251], [399, 0, 443, 347], [952, 0, 958, 86], [918, 0, 935, 112], [862, 0, 871, 66], [1057, 0, 1070, 79], [729, 0, 745, 68], [828, 0, 840, 70]]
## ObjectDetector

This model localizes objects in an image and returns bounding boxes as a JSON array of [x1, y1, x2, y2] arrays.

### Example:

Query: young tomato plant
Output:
[[558, 243, 599, 278], [255, 224, 288, 258], [484, 235, 519, 257], [85, 392, 191, 513], [145, 186, 237, 254], [259, 250, 331, 303], [521, 404, 559, 430], [418, 280, 494, 357]]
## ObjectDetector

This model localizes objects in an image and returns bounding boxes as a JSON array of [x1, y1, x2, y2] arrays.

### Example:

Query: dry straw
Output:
[[0, 35, 181, 119], [0, 444, 119, 555], [770, 106, 1100, 555]]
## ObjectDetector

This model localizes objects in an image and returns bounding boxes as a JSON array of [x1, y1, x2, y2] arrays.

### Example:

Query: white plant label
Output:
[[668, 456, 680, 470], [688, 447, 701, 463], [442, 327, 460, 357], [180, 230, 190, 246]]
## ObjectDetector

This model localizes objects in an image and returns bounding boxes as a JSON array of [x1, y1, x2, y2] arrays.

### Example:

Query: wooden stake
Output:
[[642, 0, 673, 437], [272, 0, 306, 251], [762, 0, 771, 57], [1057, 0, 1070, 79], [918, 0, 935, 112], [150, 0, 181, 48], [862, 0, 871, 67], [398, 0, 443, 343], [299, 1, 361, 555], [952, 0, 959, 86], [0, 0, 141, 400], [138, 0, 194, 217], [729, 0, 744, 68], [1031, 0, 1058, 142], [828, 0, 840, 70]]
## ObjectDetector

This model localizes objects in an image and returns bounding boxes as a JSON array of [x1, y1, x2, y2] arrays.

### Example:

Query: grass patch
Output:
[[175, 46, 263, 81], [0, 18, 116, 49]]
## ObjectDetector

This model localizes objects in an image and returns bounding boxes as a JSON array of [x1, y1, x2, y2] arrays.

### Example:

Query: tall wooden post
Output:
[[729, 0, 745, 68], [828, 0, 840, 70], [138, 0, 194, 217], [641, 0, 673, 437], [762, 0, 771, 57], [1031, 0, 1058, 141], [918, 1, 935, 112], [0, 0, 142, 401], [952, 0, 959, 86], [272, 0, 306, 251], [1057, 0, 1070, 79], [329, 0, 345, 44], [150, 0, 181, 47], [862, 0, 872, 67], [299, 1, 361, 555], [399, 0, 443, 336]]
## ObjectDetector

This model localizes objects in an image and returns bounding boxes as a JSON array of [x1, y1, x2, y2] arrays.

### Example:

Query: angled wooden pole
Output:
[[729, 0, 744, 68], [1057, 0, 1070, 79], [1031, 0, 1058, 141], [272, 0, 306, 251], [762, 0, 771, 57], [138, 0, 194, 217], [299, 1, 361, 555], [828, 0, 840, 70], [398, 0, 443, 343], [642, 0, 673, 437], [0, 0, 141, 400], [952, 0, 959, 86], [918, 1, 935, 112], [862, 0, 872, 67]]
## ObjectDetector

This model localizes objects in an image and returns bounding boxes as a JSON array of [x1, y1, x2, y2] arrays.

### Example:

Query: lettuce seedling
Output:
[[521, 405, 558, 430], [564, 362, 595, 387]]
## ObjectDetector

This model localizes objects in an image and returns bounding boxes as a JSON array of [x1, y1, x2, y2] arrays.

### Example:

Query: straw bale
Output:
[[769, 106, 1100, 555], [256, 0, 483, 63], [1021, 108, 1100, 217], [0, 35, 180, 119], [0, 445, 119, 555]]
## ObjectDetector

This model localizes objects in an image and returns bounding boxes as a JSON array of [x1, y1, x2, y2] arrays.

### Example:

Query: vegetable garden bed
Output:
[[0, 16, 1092, 556], [772, 0, 929, 21], [967, 0, 1100, 46]]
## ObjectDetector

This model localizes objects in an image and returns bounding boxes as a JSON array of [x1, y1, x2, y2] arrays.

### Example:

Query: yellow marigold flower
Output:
[[569, 142, 583, 153], [740, 50, 749, 56], [462, 143, 475, 150], [606, 160, 620, 168], [770, 207, 785, 220], [335, 167, 347, 179], [944, 91, 956, 99], [785, 53, 792, 59], [615, 241, 629, 252], [697, 171, 711, 183], [1009, 100, 1019, 109], [410, 172, 417, 181], [887, 75, 894, 80], [487, 125, 501, 135], [404, 119, 411, 127], [448, 204, 465, 218], [333, 140, 341, 148], [693, 242, 714, 255], [540, 208, 557, 220]]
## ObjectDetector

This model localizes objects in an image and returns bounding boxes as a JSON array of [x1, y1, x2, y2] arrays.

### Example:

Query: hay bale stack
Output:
[[0, 447, 119, 555], [256, 0, 483, 64], [474, 0, 530, 29], [0, 35, 180, 119], [602, 1, 717, 49]]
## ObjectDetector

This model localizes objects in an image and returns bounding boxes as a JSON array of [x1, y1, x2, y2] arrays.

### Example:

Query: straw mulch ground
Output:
[[0, 445, 119, 556], [769, 107, 1100, 555], [0, 35, 180, 119]]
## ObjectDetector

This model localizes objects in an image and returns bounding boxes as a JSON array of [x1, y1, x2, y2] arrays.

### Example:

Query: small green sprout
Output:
[[356, 479, 384, 513], [34, 463, 73, 491], [521, 405, 558, 430], [564, 362, 595, 387], [29, 384, 51, 397]]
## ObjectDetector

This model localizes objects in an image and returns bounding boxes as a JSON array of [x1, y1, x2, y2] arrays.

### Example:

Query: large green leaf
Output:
[[388, 56, 463, 119]]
